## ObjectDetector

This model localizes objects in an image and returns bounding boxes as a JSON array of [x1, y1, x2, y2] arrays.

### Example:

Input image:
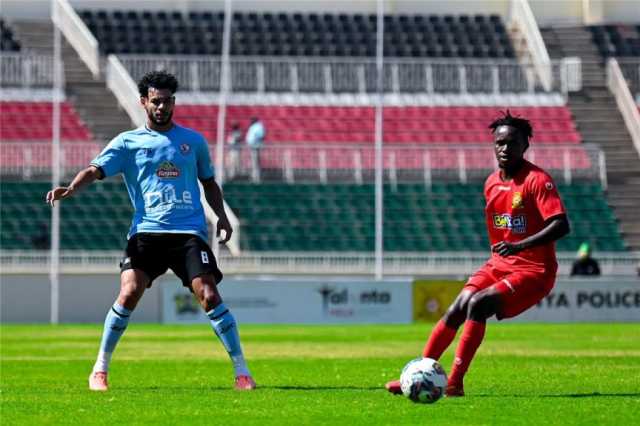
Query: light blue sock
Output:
[[93, 302, 131, 372], [207, 303, 250, 376]]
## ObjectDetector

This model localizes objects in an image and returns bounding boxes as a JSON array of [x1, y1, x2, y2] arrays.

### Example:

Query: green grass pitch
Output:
[[1, 323, 638, 425]]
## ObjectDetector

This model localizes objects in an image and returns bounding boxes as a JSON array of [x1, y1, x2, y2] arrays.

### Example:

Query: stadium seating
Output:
[[174, 105, 581, 145], [0, 18, 20, 52], [223, 183, 625, 252], [0, 102, 93, 141], [79, 10, 515, 58], [0, 181, 132, 250], [589, 24, 640, 57], [1, 181, 626, 252]]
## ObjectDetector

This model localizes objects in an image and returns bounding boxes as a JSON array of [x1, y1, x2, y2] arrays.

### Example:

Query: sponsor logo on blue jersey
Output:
[[156, 161, 180, 178]]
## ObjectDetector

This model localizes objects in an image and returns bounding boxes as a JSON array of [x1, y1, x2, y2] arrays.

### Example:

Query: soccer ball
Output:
[[399, 357, 448, 403]]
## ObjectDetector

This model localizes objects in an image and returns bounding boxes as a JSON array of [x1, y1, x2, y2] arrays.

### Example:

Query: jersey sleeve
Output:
[[90, 135, 126, 178], [196, 136, 215, 180], [530, 173, 566, 221], [483, 176, 491, 202]]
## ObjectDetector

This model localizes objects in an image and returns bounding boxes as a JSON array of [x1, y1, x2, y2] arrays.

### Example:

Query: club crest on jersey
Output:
[[179, 143, 190, 155], [493, 213, 527, 233], [512, 192, 524, 209], [156, 161, 180, 179]]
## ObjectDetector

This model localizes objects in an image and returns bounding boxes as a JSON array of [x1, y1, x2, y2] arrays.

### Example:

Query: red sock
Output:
[[448, 320, 486, 386], [421, 319, 458, 360]]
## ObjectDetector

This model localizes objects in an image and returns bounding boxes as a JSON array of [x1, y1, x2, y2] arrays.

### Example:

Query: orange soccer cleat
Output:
[[385, 379, 403, 395], [445, 383, 465, 397], [234, 375, 257, 391], [89, 371, 108, 391]]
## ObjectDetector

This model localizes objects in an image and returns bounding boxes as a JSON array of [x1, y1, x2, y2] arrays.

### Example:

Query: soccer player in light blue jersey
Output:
[[46, 71, 256, 392]]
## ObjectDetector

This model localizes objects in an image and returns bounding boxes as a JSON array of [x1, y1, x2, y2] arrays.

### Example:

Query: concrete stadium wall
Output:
[[0, 273, 163, 323]]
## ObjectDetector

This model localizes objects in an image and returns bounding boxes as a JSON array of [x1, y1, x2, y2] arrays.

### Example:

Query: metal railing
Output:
[[1, 250, 638, 277], [106, 55, 145, 126], [118, 55, 580, 95], [509, 0, 552, 91], [607, 58, 640, 158], [617, 58, 640, 95], [52, 0, 100, 77], [0, 53, 55, 88], [218, 143, 606, 186], [0, 143, 606, 186], [0, 143, 102, 178]]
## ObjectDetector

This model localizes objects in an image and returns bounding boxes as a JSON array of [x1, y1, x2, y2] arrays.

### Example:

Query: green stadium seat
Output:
[[0, 181, 628, 252]]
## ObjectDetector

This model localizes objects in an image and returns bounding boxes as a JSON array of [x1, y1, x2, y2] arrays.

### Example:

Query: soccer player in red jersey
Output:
[[386, 111, 570, 397]]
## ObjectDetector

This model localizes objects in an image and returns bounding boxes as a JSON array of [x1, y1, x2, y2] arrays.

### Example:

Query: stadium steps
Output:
[[63, 36, 133, 142], [10, 20, 53, 52], [542, 25, 640, 250], [12, 20, 132, 142]]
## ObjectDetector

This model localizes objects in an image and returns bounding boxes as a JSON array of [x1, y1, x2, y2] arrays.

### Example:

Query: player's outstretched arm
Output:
[[200, 178, 233, 244], [45, 166, 103, 206], [492, 214, 570, 257]]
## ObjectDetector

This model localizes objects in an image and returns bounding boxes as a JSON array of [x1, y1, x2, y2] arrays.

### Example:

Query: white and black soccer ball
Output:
[[399, 357, 448, 404]]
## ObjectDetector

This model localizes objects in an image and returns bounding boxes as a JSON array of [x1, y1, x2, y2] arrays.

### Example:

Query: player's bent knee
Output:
[[444, 290, 474, 324], [443, 304, 466, 327], [191, 275, 222, 310], [467, 291, 499, 320]]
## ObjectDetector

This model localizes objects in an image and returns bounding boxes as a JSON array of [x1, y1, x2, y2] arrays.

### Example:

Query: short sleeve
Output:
[[483, 175, 492, 202], [530, 173, 566, 221], [90, 135, 127, 178], [196, 136, 215, 180]]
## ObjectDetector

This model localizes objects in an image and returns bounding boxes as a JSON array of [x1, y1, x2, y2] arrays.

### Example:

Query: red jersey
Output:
[[484, 160, 566, 273]]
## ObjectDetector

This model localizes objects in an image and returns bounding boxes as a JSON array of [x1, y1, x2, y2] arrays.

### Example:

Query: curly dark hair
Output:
[[138, 70, 179, 97], [488, 110, 533, 141]]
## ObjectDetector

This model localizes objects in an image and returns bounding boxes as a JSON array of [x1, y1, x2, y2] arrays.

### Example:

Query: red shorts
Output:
[[464, 262, 556, 320]]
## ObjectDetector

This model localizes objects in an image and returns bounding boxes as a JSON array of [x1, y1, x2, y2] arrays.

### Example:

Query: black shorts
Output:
[[120, 233, 223, 289]]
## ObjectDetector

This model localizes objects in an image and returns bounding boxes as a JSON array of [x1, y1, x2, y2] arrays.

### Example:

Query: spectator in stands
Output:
[[245, 117, 265, 183], [226, 122, 243, 180], [570, 242, 601, 276]]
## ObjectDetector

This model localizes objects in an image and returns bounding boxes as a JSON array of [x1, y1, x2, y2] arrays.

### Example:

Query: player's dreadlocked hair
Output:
[[138, 70, 179, 97], [488, 110, 533, 142]]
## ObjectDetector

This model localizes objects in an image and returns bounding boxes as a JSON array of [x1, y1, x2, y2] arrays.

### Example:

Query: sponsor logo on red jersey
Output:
[[493, 213, 527, 233], [511, 192, 524, 209]]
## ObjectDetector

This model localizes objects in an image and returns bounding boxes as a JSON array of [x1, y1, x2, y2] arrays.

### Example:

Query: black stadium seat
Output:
[[589, 24, 640, 57], [79, 9, 517, 59], [0, 18, 21, 52]]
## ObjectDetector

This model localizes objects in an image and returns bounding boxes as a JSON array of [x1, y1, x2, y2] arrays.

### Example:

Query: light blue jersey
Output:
[[91, 124, 214, 241], [245, 121, 265, 147]]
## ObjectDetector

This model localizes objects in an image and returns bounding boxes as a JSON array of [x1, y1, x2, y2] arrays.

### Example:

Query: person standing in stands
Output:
[[226, 122, 243, 180], [570, 242, 601, 276], [245, 116, 265, 183], [46, 70, 255, 392]]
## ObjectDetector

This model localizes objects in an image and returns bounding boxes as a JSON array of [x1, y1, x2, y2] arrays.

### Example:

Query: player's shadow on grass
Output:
[[474, 392, 640, 398], [265, 385, 381, 391], [130, 385, 381, 392], [542, 392, 640, 398]]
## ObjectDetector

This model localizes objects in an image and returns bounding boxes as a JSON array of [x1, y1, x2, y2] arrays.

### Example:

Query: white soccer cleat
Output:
[[89, 371, 108, 391]]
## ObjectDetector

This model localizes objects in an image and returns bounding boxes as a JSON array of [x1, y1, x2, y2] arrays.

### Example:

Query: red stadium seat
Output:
[[171, 104, 589, 170], [0, 101, 93, 142]]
